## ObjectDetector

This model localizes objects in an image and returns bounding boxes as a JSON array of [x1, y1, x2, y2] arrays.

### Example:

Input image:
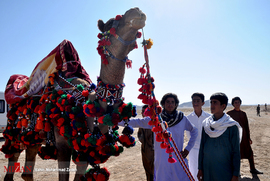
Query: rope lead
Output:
[[141, 30, 194, 181]]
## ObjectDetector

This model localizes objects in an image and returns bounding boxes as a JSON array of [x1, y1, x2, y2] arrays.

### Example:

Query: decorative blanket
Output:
[[5, 39, 91, 104]]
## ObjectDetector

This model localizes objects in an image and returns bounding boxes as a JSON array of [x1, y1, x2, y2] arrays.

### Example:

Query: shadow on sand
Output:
[[240, 174, 260, 181]]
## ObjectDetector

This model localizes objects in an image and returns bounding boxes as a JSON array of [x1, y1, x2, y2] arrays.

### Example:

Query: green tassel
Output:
[[77, 84, 84, 91], [110, 144, 116, 155], [67, 138, 73, 147], [103, 114, 113, 126], [119, 146, 124, 153], [72, 106, 81, 115], [61, 94, 67, 99], [88, 136, 97, 145], [94, 100, 100, 107], [85, 100, 92, 105], [64, 125, 71, 138], [58, 98, 63, 104], [75, 121, 85, 128]]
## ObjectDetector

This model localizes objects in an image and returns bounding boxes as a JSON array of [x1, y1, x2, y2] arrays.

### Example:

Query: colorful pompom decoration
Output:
[[80, 166, 110, 181], [38, 143, 57, 160]]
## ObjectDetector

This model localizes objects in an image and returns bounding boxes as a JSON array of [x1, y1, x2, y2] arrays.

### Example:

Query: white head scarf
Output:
[[202, 113, 242, 142]]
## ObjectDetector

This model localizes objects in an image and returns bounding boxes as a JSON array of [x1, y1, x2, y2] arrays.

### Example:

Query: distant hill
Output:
[[179, 100, 232, 108], [136, 99, 233, 109]]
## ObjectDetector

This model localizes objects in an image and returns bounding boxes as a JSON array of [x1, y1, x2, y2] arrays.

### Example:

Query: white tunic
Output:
[[123, 116, 198, 181], [186, 110, 211, 181]]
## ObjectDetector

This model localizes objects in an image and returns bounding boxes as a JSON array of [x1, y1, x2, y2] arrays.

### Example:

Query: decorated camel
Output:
[[1, 7, 146, 181]]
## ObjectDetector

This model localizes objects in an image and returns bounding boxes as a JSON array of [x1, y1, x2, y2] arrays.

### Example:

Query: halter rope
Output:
[[140, 28, 195, 181], [97, 15, 141, 68]]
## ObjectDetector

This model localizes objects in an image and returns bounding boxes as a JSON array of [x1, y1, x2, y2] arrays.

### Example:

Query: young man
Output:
[[227, 97, 263, 175], [187, 93, 211, 181], [197, 92, 242, 181], [121, 93, 198, 181], [137, 105, 154, 181]]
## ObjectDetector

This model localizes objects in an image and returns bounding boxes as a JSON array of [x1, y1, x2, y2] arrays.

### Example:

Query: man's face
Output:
[[210, 99, 225, 114], [233, 100, 241, 110], [192, 96, 204, 111], [164, 97, 177, 114], [141, 108, 146, 117]]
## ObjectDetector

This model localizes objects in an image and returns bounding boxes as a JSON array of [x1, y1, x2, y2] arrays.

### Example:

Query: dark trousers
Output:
[[141, 149, 154, 181]]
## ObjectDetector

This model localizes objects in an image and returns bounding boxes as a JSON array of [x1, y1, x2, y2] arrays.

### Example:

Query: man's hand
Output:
[[197, 169, 203, 181], [231, 175, 239, 181], [180, 149, 189, 158]]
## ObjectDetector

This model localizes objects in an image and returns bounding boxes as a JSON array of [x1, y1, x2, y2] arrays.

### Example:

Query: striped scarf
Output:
[[161, 109, 183, 127]]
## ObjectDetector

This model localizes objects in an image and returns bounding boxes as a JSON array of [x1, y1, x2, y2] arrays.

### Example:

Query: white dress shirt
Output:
[[186, 110, 211, 181]]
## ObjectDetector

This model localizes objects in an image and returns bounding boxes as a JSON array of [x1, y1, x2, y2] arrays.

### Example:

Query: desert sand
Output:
[[0, 105, 269, 181]]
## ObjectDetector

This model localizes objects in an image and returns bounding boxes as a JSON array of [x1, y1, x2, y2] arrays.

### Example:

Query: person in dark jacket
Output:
[[137, 105, 154, 181], [227, 97, 263, 175]]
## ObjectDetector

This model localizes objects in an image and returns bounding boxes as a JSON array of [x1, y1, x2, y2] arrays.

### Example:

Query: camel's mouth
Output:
[[124, 7, 146, 30]]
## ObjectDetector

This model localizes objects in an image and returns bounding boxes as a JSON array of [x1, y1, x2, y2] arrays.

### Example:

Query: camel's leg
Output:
[[73, 164, 88, 181], [54, 127, 72, 181], [21, 144, 41, 181], [4, 152, 20, 181]]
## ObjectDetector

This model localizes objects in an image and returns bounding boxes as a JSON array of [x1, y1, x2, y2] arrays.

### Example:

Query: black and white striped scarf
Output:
[[160, 109, 184, 127]]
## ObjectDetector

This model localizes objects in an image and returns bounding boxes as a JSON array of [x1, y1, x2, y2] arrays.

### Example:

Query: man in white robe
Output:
[[186, 93, 211, 181], [120, 93, 198, 181]]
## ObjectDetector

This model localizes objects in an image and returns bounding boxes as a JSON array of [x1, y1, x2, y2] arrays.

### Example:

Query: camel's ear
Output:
[[103, 18, 115, 32], [98, 19, 105, 32]]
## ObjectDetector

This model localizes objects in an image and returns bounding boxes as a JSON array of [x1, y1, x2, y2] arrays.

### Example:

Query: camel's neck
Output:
[[98, 34, 136, 85], [99, 58, 126, 85], [98, 22, 140, 85]]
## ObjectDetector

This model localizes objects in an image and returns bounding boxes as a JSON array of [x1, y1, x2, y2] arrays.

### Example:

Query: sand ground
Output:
[[0, 106, 269, 181]]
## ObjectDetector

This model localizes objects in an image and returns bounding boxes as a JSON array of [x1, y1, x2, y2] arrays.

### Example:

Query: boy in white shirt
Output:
[[187, 93, 211, 181]]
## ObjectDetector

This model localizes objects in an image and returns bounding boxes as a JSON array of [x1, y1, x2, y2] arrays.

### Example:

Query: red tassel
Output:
[[166, 146, 174, 153], [17, 120, 22, 128], [98, 116, 105, 124], [142, 97, 149, 104], [126, 59, 132, 69], [160, 142, 168, 149], [157, 106, 162, 114], [57, 118, 65, 127], [23, 109, 27, 115], [148, 120, 154, 126], [136, 31, 142, 38], [21, 118, 28, 127], [115, 15, 122, 20], [147, 99, 154, 106], [97, 33, 103, 39], [137, 78, 144, 85], [137, 93, 145, 100], [134, 42, 138, 49], [152, 126, 159, 132], [162, 131, 170, 139], [139, 67, 146, 74], [72, 139, 80, 151], [110, 28, 116, 36], [155, 133, 163, 142], [44, 121, 51, 132], [59, 126, 65, 136], [36, 119, 43, 130], [97, 173, 106, 181], [82, 90, 89, 97], [168, 156, 177, 163]]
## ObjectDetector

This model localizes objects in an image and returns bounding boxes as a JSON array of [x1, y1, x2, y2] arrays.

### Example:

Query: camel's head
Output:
[[98, 7, 146, 34], [97, 8, 146, 85], [97, 8, 146, 58]]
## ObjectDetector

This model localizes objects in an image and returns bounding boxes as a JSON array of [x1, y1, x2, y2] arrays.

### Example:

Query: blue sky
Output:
[[0, 1, 269, 106]]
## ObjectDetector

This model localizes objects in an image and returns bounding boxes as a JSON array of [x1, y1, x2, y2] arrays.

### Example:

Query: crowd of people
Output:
[[121, 92, 263, 181]]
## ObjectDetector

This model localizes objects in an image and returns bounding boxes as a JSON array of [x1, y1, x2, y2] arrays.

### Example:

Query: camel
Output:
[[2, 7, 146, 181]]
